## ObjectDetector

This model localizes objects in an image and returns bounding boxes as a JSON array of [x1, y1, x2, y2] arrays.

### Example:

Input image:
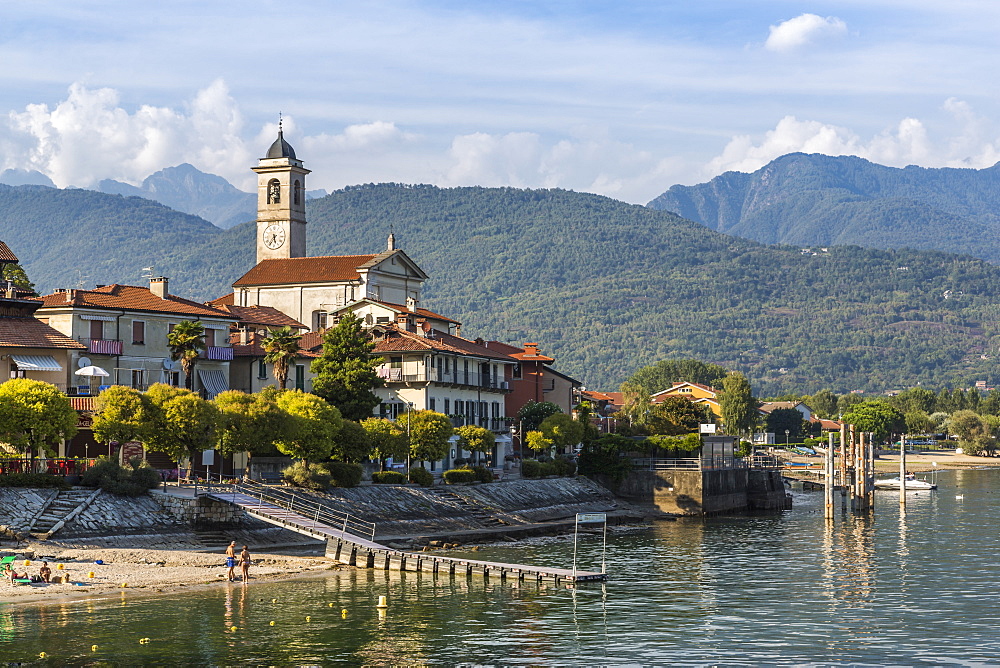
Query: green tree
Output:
[[948, 410, 997, 455], [807, 389, 839, 418], [718, 372, 758, 439], [397, 410, 453, 464], [261, 326, 302, 390], [0, 379, 77, 456], [310, 312, 384, 420], [213, 390, 291, 459], [574, 401, 600, 445], [2, 263, 35, 294], [524, 430, 554, 455], [891, 387, 938, 415], [143, 384, 219, 463], [765, 408, 807, 442], [626, 359, 728, 394], [455, 424, 496, 464], [842, 400, 905, 443], [516, 401, 562, 432], [167, 320, 206, 391], [92, 385, 148, 448], [360, 417, 408, 470], [619, 381, 651, 427], [332, 420, 372, 462], [275, 390, 343, 462], [539, 413, 585, 453], [646, 396, 709, 436], [903, 410, 934, 435]]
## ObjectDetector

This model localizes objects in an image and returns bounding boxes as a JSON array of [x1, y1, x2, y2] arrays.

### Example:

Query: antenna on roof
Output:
[[75, 269, 89, 289], [141, 266, 155, 279]]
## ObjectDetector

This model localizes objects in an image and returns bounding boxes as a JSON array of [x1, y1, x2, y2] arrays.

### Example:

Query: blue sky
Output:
[[2, 1, 999, 202]]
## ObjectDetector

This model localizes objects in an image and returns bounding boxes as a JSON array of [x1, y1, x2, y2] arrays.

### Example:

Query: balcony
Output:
[[79, 338, 123, 355], [376, 368, 511, 392], [203, 346, 234, 361]]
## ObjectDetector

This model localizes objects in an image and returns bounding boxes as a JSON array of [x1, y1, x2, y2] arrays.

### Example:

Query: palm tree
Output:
[[167, 320, 206, 390], [261, 326, 302, 390]]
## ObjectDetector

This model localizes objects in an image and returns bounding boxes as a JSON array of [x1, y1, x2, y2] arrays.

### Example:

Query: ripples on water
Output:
[[1, 468, 999, 666]]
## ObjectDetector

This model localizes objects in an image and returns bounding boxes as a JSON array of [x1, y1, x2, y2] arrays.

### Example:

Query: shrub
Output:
[[472, 465, 494, 483], [552, 457, 577, 477], [408, 465, 434, 487], [735, 440, 753, 458], [0, 472, 70, 490], [452, 457, 469, 467], [443, 468, 476, 484], [327, 461, 363, 488], [521, 459, 541, 478], [282, 461, 331, 490], [539, 462, 559, 477], [371, 470, 407, 485], [81, 456, 160, 497]]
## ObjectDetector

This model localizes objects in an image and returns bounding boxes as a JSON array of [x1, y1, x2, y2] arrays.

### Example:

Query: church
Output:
[[223, 128, 523, 468]]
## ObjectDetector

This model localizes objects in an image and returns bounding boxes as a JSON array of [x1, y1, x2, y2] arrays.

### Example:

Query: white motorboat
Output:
[[874, 473, 937, 491]]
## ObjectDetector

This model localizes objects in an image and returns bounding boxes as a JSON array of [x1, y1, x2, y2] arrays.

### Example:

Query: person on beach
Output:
[[225, 541, 237, 582], [39, 562, 51, 583], [240, 545, 251, 582]]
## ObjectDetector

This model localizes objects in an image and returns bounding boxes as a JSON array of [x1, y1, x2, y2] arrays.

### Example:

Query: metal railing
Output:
[[631, 458, 701, 470], [630, 455, 764, 471], [0, 457, 97, 475], [377, 368, 510, 391], [197, 476, 376, 542]]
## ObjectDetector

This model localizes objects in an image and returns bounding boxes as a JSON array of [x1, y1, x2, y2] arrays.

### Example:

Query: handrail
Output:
[[198, 475, 376, 541]]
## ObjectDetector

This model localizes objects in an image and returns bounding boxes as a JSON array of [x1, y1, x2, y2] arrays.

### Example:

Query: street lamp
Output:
[[785, 429, 790, 448]]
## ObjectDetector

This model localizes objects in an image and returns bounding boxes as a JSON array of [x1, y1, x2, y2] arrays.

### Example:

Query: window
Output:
[[429, 397, 436, 411], [376, 316, 390, 324], [444, 358, 450, 374], [204, 328, 215, 348], [89, 319, 103, 341], [132, 320, 145, 345], [390, 356, 403, 368], [293, 179, 301, 205], [294, 365, 305, 391], [463, 360, 469, 384], [169, 371, 180, 387], [267, 178, 280, 204], [313, 311, 328, 330], [436, 357, 443, 379], [444, 398, 450, 415], [130, 369, 145, 389], [257, 359, 267, 379], [512, 363, 522, 379]]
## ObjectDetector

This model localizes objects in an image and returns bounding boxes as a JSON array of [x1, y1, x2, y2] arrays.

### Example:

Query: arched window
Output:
[[293, 179, 301, 205], [267, 179, 281, 204]]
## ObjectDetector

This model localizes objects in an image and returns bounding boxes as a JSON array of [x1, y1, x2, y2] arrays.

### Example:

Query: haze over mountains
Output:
[[4, 177, 1000, 395], [648, 153, 1000, 264]]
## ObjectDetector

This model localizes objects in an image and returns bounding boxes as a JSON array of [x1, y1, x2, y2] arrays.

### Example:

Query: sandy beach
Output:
[[1, 545, 342, 605], [784, 447, 999, 473]]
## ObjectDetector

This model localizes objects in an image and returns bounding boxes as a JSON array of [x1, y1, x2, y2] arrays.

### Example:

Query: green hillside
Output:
[[648, 153, 1000, 262], [4, 182, 1000, 394]]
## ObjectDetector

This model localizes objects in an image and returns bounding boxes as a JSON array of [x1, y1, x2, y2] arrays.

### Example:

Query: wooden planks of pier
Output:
[[205, 491, 607, 583]]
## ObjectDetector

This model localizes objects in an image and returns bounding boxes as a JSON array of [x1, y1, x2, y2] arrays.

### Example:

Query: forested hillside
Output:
[[648, 153, 1000, 262], [5, 182, 1000, 394]]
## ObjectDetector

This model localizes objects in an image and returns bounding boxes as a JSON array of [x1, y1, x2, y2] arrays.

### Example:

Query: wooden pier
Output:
[[204, 486, 607, 583]]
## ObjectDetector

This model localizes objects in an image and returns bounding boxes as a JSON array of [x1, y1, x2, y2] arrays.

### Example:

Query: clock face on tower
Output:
[[262, 224, 286, 249]]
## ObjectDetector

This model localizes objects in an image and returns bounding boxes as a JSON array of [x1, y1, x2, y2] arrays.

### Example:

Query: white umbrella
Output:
[[75, 365, 110, 377]]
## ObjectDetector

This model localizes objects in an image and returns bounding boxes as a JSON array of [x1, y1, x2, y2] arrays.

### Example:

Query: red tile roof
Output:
[[207, 293, 234, 306], [0, 241, 18, 263], [214, 304, 306, 329], [232, 255, 378, 287], [0, 317, 87, 350], [230, 330, 321, 359], [484, 340, 555, 362], [371, 325, 516, 361], [364, 299, 460, 324], [37, 285, 239, 320], [758, 401, 806, 414]]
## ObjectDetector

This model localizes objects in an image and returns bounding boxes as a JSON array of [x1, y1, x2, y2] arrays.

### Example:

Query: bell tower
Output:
[[253, 121, 310, 263]]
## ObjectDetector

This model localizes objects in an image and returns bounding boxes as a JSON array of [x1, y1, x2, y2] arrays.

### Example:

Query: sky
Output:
[[2, 1, 1000, 203]]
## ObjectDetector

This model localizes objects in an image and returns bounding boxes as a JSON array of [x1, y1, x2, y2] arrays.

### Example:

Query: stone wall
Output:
[[62, 493, 184, 536], [0, 488, 58, 533], [150, 494, 245, 526]]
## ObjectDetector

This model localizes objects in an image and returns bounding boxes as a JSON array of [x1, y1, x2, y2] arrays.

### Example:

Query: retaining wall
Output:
[[594, 468, 788, 515]]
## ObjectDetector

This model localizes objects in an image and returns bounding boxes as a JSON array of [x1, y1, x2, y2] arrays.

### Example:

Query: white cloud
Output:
[[705, 100, 1000, 177], [765, 14, 847, 52]]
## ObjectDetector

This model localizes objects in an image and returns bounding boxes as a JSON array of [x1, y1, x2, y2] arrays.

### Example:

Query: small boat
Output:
[[874, 473, 937, 491]]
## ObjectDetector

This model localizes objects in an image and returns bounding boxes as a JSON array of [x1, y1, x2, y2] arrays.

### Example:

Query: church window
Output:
[[293, 180, 301, 205], [267, 179, 280, 204]]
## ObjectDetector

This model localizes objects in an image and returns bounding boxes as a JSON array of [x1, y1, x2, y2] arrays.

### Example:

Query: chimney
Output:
[[387, 232, 396, 251], [65, 289, 75, 303], [524, 342, 540, 357], [150, 276, 169, 299], [239, 328, 251, 345], [416, 318, 431, 337], [406, 296, 417, 313]]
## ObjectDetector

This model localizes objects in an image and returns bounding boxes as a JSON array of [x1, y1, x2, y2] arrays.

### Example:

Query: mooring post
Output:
[[840, 422, 848, 510], [825, 431, 835, 519], [900, 432, 907, 506]]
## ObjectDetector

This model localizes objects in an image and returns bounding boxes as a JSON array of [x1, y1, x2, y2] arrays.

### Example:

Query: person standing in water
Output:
[[225, 541, 237, 582]]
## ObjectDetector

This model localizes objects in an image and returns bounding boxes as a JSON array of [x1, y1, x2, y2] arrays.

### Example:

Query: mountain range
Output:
[[648, 153, 1000, 264], [3, 180, 1000, 395]]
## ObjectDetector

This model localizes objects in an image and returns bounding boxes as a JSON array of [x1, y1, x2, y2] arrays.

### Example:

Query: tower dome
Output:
[[266, 130, 296, 160]]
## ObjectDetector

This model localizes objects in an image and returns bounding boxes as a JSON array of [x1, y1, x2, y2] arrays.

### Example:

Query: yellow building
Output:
[[651, 381, 722, 418]]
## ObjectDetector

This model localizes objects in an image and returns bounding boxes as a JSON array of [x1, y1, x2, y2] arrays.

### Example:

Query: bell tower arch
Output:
[[253, 122, 311, 262]]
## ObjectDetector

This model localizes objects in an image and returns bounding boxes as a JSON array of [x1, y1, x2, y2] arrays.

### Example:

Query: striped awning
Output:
[[10, 355, 63, 372], [197, 368, 229, 399]]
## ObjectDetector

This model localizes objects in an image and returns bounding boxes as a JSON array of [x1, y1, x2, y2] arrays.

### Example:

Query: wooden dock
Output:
[[205, 490, 607, 583]]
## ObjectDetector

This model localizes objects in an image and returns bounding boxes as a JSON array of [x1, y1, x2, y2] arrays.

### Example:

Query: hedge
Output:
[[371, 470, 407, 485], [408, 466, 434, 487], [443, 469, 477, 484]]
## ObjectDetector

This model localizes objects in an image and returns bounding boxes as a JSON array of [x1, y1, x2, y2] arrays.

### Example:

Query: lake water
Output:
[[2, 468, 999, 666]]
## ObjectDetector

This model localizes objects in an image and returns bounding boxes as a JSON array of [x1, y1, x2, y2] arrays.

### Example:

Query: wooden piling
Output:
[[824, 431, 835, 519]]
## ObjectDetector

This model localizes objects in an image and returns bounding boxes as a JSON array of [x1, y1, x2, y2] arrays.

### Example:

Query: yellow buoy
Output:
[[56, 564, 64, 570], [120, 582, 128, 588], [271, 598, 277, 603], [38, 652, 46, 658], [24, 560, 31, 567], [88, 572, 95, 578], [328, 602, 334, 607], [341, 608, 348, 614], [269, 621, 276, 626], [376, 595, 389, 609], [230, 626, 237, 632], [305, 616, 311, 622], [92, 645, 98, 652]]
